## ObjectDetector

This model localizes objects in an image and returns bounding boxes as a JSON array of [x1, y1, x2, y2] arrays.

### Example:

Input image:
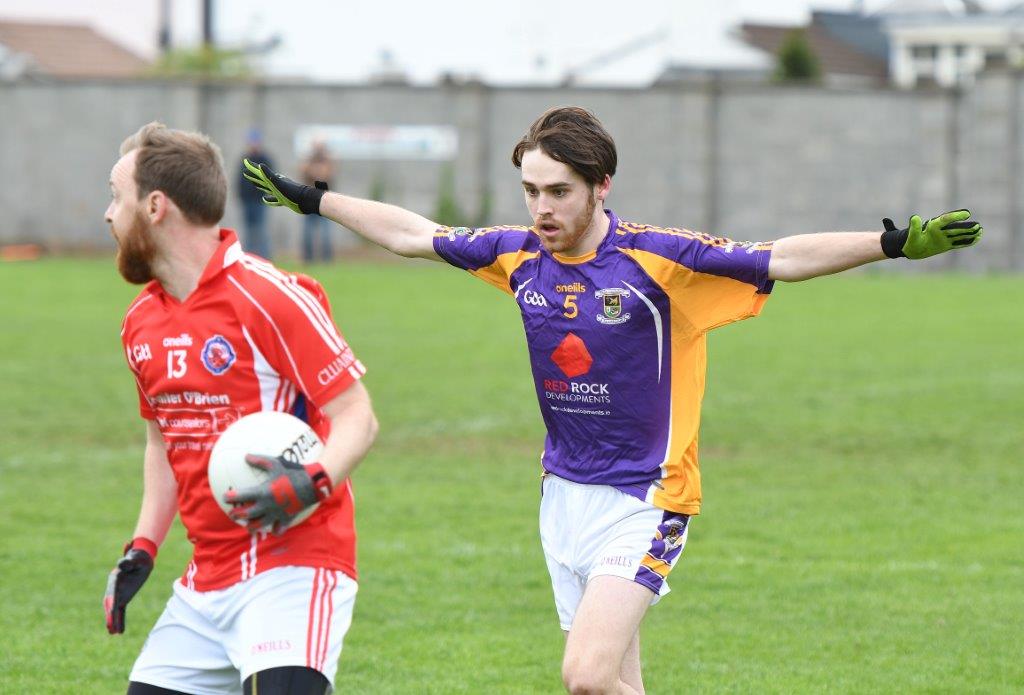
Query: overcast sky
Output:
[[1, 0, 1020, 84]]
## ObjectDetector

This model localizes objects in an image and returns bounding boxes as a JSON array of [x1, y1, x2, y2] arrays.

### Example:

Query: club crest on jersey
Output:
[[446, 226, 480, 243], [659, 516, 689, 552], [595, 288, 631, 325], [201, 335, 236, 376]]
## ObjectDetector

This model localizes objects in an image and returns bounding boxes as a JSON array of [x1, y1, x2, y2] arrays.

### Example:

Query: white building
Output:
[[884, 1, 1024, 88]]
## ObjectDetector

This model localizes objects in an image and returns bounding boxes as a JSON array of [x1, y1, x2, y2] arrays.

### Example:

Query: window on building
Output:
[[912, 45, 938, 60], [984, 50, 1007, 69]]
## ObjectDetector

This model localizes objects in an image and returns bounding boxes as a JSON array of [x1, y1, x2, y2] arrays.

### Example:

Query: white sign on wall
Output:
[[294, 124, 458, 161]]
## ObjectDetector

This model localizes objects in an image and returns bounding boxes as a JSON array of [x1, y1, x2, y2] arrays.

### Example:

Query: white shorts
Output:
[[130, 565, 357, 695], [539, 474, 690, 631]]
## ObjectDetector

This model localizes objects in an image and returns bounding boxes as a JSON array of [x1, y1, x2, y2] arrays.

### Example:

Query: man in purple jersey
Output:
[[244, 107, 981, 694]]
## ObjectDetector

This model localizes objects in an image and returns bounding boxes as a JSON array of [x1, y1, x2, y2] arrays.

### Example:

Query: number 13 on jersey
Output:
[[167, 349, 188, 378]]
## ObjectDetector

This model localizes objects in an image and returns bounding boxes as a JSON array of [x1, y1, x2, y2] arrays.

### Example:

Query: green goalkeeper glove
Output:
[[880, 209, 982, 259], [242, 159, 328, 215]]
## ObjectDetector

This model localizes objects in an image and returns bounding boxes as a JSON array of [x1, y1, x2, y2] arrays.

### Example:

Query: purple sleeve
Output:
[[633, 230, 774, 294], [680, 237, 775, 295], [629, 228, 775, 332], [432, 225, 534, 271]]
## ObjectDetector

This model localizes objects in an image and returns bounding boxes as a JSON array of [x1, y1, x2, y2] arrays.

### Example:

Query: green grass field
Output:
[[1, 258, 1021, 694]]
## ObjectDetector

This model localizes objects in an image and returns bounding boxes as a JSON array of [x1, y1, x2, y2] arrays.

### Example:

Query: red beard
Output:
[[115, 209, 158, 284], [543, 191, 599, 253]]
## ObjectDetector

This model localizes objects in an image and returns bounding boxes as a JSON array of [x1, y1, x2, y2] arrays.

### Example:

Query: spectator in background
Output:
[[299, 138, 336, 263], [237, 128, 275, 259]]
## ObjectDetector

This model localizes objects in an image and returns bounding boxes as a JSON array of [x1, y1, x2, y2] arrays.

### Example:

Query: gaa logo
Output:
[[128, 343, 152, 366], [523, 289, 548, 307], [201, 335, 236, 376]]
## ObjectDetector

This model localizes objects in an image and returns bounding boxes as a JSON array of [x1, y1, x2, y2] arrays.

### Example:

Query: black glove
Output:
[[104, 539, 156, 634], [241, 159, 328, 215], [225, 455, 333, 534]]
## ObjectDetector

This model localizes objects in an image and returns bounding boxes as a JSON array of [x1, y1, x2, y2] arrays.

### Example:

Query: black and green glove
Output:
[[242, 159, 328, 215], [880, 210, 982, 259]]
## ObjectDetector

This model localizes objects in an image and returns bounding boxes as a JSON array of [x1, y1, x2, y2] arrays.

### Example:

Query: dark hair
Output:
[[511, 106, 617, 187], [120, 122, 227, 225]]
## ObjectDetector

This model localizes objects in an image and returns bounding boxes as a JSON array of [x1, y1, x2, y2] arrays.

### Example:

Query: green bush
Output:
[[433, 164, 468, 227], [368, 171, 389, 202], [150, 46, 252, 78], [774, 29, 821, 83]]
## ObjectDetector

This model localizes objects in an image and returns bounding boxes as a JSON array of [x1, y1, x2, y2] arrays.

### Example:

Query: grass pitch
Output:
[[0, 258, 1021, 693]]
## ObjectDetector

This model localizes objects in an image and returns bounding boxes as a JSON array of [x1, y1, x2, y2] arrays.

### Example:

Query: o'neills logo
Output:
[[251, 639, 292, 654], [555, 282, 587, 293], [317, 350, 355, 385], [162, 333, 193, 347], [279, 430, 319, 465]]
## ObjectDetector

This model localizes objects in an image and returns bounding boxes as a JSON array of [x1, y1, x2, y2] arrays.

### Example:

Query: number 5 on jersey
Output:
[[167, 349, 188, 378], [563, 294, 578, 319]]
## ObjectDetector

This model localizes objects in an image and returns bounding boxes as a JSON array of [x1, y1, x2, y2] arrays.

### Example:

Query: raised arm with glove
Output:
[[880, 209, 982, 259], [242, 159, 328, 215], [242, 158, 441, 259]]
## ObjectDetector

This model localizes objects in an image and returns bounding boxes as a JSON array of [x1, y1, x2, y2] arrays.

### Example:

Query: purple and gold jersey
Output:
[[433, 210, 773, 514]]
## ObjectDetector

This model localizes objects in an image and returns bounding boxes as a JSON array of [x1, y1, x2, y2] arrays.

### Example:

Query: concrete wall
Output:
[[2, 72, 1021, 269]]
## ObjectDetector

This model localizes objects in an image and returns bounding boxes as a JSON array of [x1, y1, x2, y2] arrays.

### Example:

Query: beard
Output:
[[114, 209, 158, 284], [572, 192, 598, 242], [548, 191, 599, 253]]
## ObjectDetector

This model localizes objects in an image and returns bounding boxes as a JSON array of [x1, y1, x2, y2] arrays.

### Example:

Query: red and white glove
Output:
[[224, 454, 332, 534]]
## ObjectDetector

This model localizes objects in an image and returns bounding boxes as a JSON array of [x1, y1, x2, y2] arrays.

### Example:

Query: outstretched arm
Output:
[[769, 232, 885, 281], [242, 159, 441, 260], [768, 210, 982, 282], [319, 192, 441, 260]]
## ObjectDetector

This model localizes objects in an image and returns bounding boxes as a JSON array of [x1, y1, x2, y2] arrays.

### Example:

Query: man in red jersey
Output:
[[103, 122, 378, 695]]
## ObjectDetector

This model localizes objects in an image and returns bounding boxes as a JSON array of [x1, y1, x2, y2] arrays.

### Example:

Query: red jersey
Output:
[[120, 229, 366, 591]]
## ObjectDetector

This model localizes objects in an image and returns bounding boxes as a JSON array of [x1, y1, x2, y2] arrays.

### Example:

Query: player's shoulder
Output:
[[612, 219, 732, 257], [226, 254, 330, 318], [436, 224, 541, 252]]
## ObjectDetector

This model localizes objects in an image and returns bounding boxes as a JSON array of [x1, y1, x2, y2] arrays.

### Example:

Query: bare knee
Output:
[[562, 654, 618, 695]]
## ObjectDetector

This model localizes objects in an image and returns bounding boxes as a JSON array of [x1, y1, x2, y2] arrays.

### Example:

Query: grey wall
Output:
[[2, 72, 1021, 270]]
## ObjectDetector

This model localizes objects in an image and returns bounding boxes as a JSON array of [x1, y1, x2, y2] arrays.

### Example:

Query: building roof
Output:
[[875, 0, 984, 15], [739, 22, 889, 81], [0, 20, 149, 79], [813, 11, 888, 60]]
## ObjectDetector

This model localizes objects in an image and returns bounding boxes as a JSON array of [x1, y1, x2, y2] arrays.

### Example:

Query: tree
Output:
[[149, 46, 253, 79], [474, 187, 493, 228], [774, 29, 821, 83], [433, 165, 469, 227], [368, 170, 389, 203]]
